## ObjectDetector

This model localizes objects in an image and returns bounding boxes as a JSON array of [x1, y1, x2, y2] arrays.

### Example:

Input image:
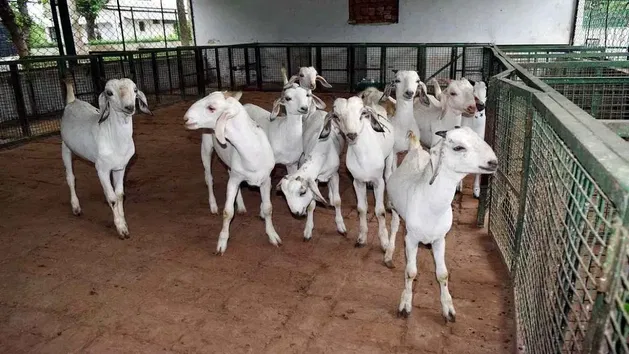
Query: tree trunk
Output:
[[85, 14, 96, 41], [176, 0, 191, 46], [0, 0, 29, 57]]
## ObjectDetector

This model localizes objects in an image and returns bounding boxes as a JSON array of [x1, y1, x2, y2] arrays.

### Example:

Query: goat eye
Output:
[[395, 79, 400, 83], [416, 80, 420, 83], [307, 94, 311, 97], [106, 90, 113, 97], [299, 74, 304, 77], [207, 106, 216, 113], [299, 189, 307, 196], [453, 146, 466, 152], [134, 87, 138, 93], [450, 92, 457, 96], [285, 97, 292, 101]]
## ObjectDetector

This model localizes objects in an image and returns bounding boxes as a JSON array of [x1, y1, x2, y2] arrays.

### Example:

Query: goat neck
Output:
[[225, 109, 269, 168], [98, 110, 134, 147]]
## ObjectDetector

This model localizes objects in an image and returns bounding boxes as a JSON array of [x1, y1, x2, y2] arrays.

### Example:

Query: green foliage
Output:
[[75, 0, 108, 19], [28, 22, 54, 48]]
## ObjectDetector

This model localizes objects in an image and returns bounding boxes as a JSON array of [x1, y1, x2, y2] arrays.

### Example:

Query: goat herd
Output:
[[57, 66, 498, 323]]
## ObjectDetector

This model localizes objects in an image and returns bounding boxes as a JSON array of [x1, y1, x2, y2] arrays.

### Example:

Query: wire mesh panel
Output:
[[514, 98, 621, 353], [259, 46, 287, 90], [573, 0, 629, 49], [604, 231, 629, 353], [320, 46, 348, 90]]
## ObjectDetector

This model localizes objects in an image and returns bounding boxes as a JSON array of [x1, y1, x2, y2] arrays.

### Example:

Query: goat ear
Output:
[[435, 130, 448, 139], [270, 97, 283, 120], [365, 108, 385, 133], [316, 75, 332, 88], [214, 107, 235, 145], [98, 92, 111, 124], [136, 90, 153, 116], [275, 177, 285, 192], [308, 178, 328, 205], [416, 83, 430, 107], [318, 112, 333, 140], [311, 93, 326, 110], [280, 66, 289, 85], [467, 79, 476, 86], [392, 69, 398, 74], [287, 75, 299, 86], [383, 82, 394, 100], [429, 143, 446, 185]]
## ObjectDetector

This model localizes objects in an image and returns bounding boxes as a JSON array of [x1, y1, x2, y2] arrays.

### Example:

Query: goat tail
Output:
[[63, 75, 75, 104], [280, 66, 288, 85], [407, 130, 421, 150]]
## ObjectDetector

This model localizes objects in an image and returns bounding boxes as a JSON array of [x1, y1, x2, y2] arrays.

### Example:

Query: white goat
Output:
[[386, 128, 498, 321], [430, 79, 488, 197], [325, 96, 395, 248], [184, 91, 281, 255], [358, 86, 397, 118], [283, 66, 332, 90], [60, 77, 152, 239], [276, 109, 347, 240], [414, 78, 477, 149]]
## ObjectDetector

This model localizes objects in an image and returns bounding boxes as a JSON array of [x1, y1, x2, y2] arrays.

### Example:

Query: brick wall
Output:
[[348, 0, 399, 25]]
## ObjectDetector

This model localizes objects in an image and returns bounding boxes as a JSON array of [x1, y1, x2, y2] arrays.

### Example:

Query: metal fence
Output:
[[572, 0, 629, 49], [0, 0, 194, 59], [487, 46, 629, 353], [0, 42, 490, 148]]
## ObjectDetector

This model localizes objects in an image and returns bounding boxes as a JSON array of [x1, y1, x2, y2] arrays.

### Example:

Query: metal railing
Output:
[[487, 46, 629, 353]]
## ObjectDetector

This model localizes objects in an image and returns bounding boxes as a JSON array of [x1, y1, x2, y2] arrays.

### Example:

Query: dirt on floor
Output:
[[0, 91, 514, 354]]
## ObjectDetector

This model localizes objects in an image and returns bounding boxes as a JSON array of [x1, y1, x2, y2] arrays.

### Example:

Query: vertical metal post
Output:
[[244, 47, 251, 86], [130, 7, 137, 42], [286, 46, 292, 81], [177, 49, 185, 99], [56, 0, 76, 56], [347, 45, 354, 91], [254, 46, 262, 90], [449, 47, 458, 79], [461, 46, 467, 78], [417, 46, 426, 80], [128, 53, 137, 83], [188, 0, 196, 45], [151, 52, 161, 103], [166, 51, 173, 94], [90, 55, 102, 102], [49, 0, 65, 56], [380, 46, 387, 86], [160, 0, 167, 48], [215, 48, 222, 90], [315, 47, 322, 74], [9, 64, 30, 137], [227, 47, 234, 90], [116, 0, 125, 51], [195, 47, 205, 97]]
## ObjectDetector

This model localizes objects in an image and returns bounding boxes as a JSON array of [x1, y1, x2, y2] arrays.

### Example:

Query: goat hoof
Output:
[[397, 309, 410, 318], [384, 260, 395, 269], [72, 208, 82, 216], [354, 241, 366, 248], [303, 237, 311, 242], [444, 313, 456, 323]]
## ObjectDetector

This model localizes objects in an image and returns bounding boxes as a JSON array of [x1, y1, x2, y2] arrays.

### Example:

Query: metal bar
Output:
[[315, 47, 322, 73], [89, 55, 101, 101], [508, 52, 629, 59], [449, 47, 457, 79], [461, 46, 467, 78], [189, 0, 197, 45], [166, 51, 174, 95], [541, 77, 629, 85], [55, 0, 76, 56], [151, 52, 161, 103], [417, 46, 426, 80], [286, 46, 292, 80], [160, 0, 167, 48], [131, 7, 137, 42], [215, 48, 222, 90], [380, 46, 386, 85], [348, 45, 354, 91], [49, 0, 64, 56], [128, 53, 137, 83], [600, 120, 629, 138], [116, 0, 125, 51], [254, 47, 262, 90], [195, 47, 205, 97], [227, 47, 234, 90], [177, 49, 185, 99], [520, 60, 629, 68], [244, 48, 251, 86], [9, 64, 30, 137]]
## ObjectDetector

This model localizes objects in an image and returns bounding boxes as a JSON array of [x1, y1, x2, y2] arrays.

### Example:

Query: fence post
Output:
[[56, 0, 76, 56], [315, 47, 322, 74], [449, 47, 458, 79], [160, 0, 167, 48], [130, 7, 137, 42], [151, 52, 161, 104], [509, 91, 535, 274], [227, 47, 234, 90], [244, 47, 251, 86], [286, 46, 292, 81], [115, 0, 125, 51], [195, 47, 205, 97], [347, 46, 354, 92], [380, 46, 386, 86], [49, 0, 65, 56], [254, 46, 262, 90], [9, 64, 30, 138], [128, 53, 137, 83], [89, 55, 102, 102], [176, 48, 185, 99], [461, 46, 467, 78], [417, 46, 426, 81], [215, 48, 223, 90]]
